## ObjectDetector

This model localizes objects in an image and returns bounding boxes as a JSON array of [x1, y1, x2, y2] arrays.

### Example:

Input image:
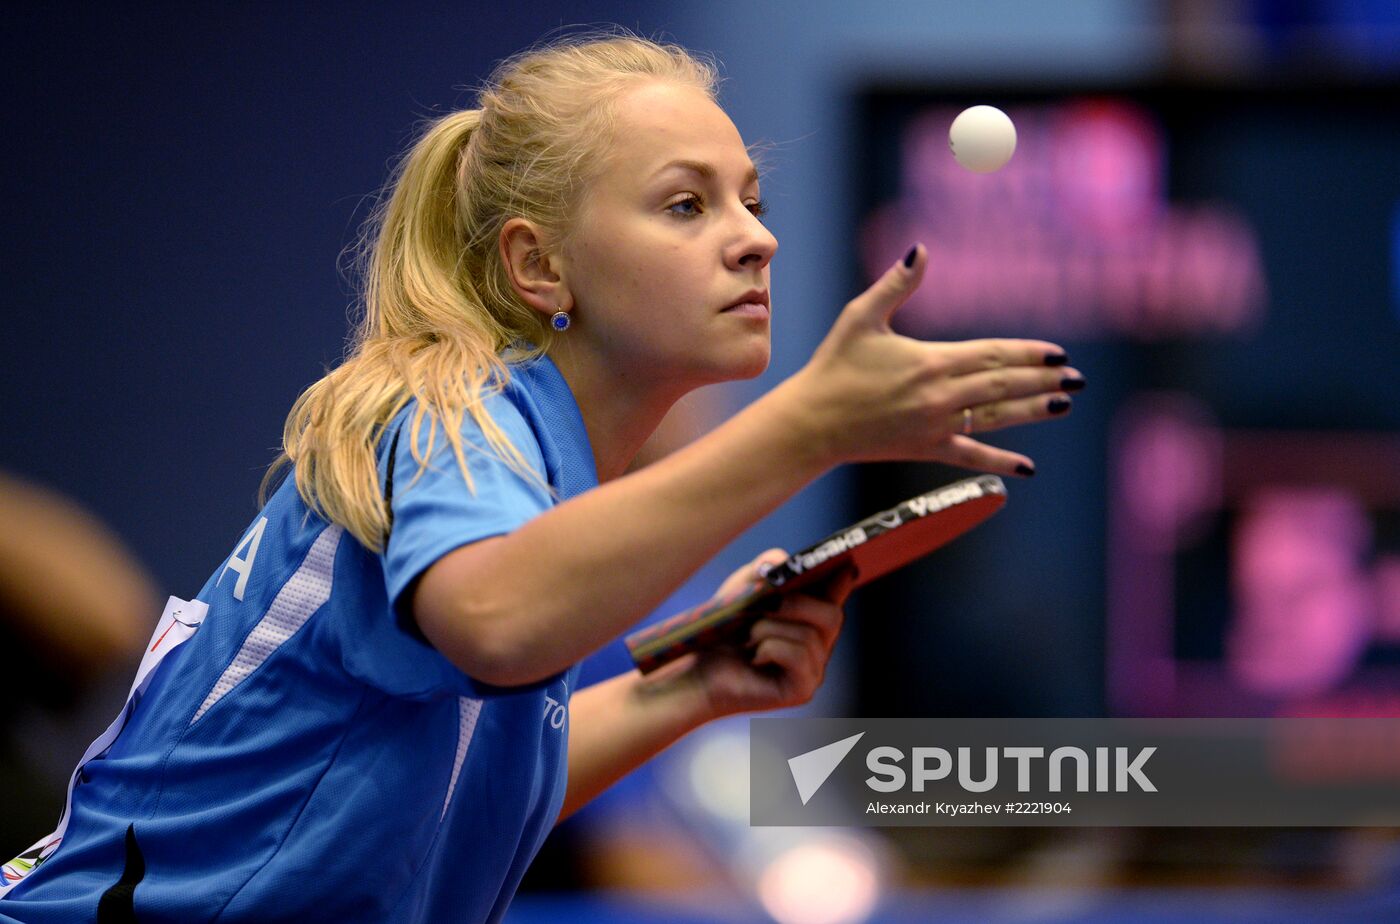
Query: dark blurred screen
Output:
[[850, 80, 1400, 720]]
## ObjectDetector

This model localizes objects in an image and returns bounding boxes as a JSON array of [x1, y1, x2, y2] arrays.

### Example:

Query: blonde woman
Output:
[[0, 30, 1080, 924]]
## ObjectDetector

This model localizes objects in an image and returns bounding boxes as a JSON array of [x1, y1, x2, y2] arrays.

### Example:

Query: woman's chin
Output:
[[715, 339, 771, 382], [668, 336, 771, 390]]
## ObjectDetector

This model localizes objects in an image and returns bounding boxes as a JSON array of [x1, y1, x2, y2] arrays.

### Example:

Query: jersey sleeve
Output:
[[340, 394, 556, 699], [382, 396, 554, 608]]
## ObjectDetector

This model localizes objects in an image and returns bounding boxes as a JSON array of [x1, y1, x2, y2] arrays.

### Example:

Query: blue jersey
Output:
[[1, 353, 598, 923]]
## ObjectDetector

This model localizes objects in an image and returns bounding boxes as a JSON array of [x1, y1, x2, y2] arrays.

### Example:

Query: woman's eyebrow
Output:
[[652, 159, 760, 187]]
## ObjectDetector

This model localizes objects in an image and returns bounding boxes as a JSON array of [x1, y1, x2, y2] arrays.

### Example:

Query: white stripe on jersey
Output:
[[442, 697, 483, 820], [192, 525, 344, 724]]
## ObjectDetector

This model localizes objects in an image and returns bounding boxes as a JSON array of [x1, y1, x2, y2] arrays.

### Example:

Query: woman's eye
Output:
[[667, 195, 703, 218], [666, 195, 769, 220]]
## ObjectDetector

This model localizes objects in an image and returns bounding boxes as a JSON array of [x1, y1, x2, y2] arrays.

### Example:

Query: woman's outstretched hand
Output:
[[775, 244, 1084, 477], [647, 549, 856, 721]]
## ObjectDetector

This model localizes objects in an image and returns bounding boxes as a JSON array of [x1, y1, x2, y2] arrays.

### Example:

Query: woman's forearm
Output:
[[557, 668, 712, 824]]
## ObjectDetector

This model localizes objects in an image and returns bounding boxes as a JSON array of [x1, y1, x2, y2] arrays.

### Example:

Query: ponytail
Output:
[[261, 107, 544, 552], [262, 29, 720, 552]]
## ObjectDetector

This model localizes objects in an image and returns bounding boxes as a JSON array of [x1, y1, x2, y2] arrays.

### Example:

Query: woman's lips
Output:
[[721, 302, 770, 319]]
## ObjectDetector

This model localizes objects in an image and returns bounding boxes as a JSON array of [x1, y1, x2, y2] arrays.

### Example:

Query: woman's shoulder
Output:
[[383, 377, 546, 473]]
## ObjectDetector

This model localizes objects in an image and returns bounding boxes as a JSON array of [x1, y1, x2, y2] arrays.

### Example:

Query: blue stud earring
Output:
[[550, 309, 571, 332]]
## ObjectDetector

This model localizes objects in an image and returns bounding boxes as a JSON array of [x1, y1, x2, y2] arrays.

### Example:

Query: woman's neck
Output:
[[545, 340, 688, 483]]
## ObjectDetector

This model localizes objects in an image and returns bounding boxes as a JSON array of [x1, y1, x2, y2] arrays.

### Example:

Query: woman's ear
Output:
[[500, 217, 570, 317]]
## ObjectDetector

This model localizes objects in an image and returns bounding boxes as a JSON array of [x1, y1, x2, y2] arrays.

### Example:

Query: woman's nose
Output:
[[730, 213, 777, 270]]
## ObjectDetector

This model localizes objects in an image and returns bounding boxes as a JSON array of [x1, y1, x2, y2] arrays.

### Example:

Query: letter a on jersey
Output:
[[217, 516, 268, 602], [789, 732, 865, 805]]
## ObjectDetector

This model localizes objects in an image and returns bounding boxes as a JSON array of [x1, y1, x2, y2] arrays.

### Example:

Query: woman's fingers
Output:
[[935, 365, 1085, 412], [714, 547, 788, 599], [930, 434, 1037, 478], [838, 244, 928, 332], [750, 597, 844, 650], [802, 247, 1079, 467], [928, 338, 1070, 377], [750, 633, 824, 687], [947, 392, 1075, 436], [816, 564, 859, 607]]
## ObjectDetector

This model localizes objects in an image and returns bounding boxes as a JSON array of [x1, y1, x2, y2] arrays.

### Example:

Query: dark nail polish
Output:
[[1044, 352, 1069, 366], [1060, 376, 1086, 392], [1015, 463, 1036, 477], [1048, 396, 1072, 414], [903, 245, 918, 268]]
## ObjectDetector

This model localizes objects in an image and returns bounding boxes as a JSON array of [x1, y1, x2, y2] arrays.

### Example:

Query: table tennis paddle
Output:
[[626, 474, 1007, 674]]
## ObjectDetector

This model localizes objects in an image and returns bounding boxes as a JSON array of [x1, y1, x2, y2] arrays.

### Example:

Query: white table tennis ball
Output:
[[949, 105, 1017, 173]]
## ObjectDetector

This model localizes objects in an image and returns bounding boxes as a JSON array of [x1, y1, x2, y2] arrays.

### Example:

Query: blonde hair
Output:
[[260, 29, 721, 551]]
